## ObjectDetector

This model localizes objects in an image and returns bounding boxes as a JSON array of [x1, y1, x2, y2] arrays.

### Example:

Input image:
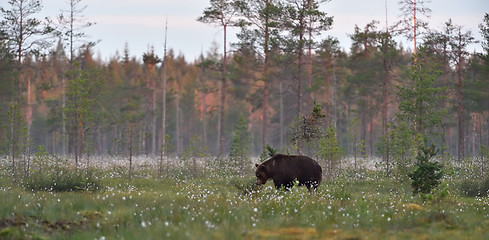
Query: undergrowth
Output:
[[0, 155, 488, 239]]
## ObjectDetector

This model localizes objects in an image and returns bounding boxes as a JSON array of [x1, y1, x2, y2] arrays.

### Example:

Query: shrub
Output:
[[24, 167, 101, 192], [232, 178, 261, 195], [459, 178, 489, 197], [408, 144, 443, 194], [259, 144, 276, 162], [22, 146, 101, 192]]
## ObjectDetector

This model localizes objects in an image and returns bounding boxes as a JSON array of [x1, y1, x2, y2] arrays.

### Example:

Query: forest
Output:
[[0, 0, 489, 171], [2, 0, 489, 239]]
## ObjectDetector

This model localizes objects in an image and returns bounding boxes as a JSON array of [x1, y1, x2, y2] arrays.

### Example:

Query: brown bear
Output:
[[255, 154, 322, 191]]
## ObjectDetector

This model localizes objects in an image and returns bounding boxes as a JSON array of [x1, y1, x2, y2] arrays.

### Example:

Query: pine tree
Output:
[[394, 0, 432, 55], [142, 49, 160, 155], [57, 0, 96, 155], [347, 21, 381, 155], [408, 144, 443, 194], [64, 57, 103, 168], [478, 14, 489, 149], [235, 0, 282, 148], [289, 100, 325, 154], [448, 24, 476, 161], [397, 48, 446, 137], [1, 0, 55, 151], [281, 0, 333, 115], [377, 31, 398, 167], [198, 0, 241, 155]]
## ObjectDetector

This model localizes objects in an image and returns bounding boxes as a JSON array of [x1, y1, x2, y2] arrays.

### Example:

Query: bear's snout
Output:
[[256, 178, 267, 185]]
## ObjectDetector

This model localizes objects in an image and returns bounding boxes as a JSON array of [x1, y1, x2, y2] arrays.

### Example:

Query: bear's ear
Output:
[[255, 163, 259, 168]]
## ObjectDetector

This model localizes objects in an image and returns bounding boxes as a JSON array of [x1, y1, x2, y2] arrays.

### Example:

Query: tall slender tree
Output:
[[394, 0, 431, 55], [57, 0, 95, 64], [304, 0, 333, 103], [316, 37, 340, 128], [281, 0, 333, 115], [423, 19, 456, 158], [142, 48, 160, 155], [448, 24, 476, 161], [64, 50, 103, 168], [198, 0, 241, 155], [397, 47, 445, 137], [377, 31, 398, 166], [57, 0, 95, 155], [160, 19, 168, 178], [478, 14, 489, 148], [347, 21, 380, 154], [235, 0, 281, 148]]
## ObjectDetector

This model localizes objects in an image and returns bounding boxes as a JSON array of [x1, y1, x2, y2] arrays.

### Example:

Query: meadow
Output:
[[1, 156, 489, 239]]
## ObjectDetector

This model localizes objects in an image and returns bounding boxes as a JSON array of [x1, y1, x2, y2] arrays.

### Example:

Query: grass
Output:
[[1, 161, 489, 239]]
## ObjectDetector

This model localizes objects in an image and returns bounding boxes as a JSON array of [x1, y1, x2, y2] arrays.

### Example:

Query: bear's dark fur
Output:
[[255, 154, 322, 190]]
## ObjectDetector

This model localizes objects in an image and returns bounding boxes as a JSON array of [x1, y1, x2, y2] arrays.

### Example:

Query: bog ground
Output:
[[1, 157, 489, 239]]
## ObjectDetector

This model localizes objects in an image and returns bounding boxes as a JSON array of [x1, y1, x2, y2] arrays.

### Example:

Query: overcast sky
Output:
[[2, 0, 488, 62]]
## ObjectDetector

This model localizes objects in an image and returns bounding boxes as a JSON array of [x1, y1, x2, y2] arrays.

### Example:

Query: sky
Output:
[[2, 0, 488, 62]]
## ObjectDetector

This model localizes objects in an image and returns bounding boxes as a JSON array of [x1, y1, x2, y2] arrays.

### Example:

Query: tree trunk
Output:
[[78, 115, 83, 168], [17, 42, 22, 110], [152, 83, 157, 155], [62, 76, 67, 155], [413, 0, 417, 55], [280, 81, 284, 148], [297, 27, 304, 115], [307, 17, 313, 107], [217, 24, 227, 156], [201, 80, 207, 147], [457, 41, 464, 161], [262, 12, 270, 148], [382, 56, 390, 165], [160, 22, 168, 178], [145, 63, 155, 155], [332, 59, 337, 129], [369, 117, 374, 156], [486, 117, 489, 151], [472, 113, 477, 156], [129, 129, 133, 180], [176, 87, 181, 154], [324, 70, 331, 126], [26, 75, 32, 150], [73, 83, 79, 167], [10, 104, 17, 181], [361, 108, 367, 147], [263, 78, 269, 147]]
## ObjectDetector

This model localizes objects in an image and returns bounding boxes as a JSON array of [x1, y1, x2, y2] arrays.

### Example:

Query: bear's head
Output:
[[255, 163, 269, 185]]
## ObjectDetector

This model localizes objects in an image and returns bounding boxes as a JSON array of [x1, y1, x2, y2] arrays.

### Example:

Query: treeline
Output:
[[1, 0, 489, 166]]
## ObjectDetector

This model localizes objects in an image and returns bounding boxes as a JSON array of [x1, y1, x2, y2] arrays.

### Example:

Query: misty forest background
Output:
[[1, 0, 489, 172]]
